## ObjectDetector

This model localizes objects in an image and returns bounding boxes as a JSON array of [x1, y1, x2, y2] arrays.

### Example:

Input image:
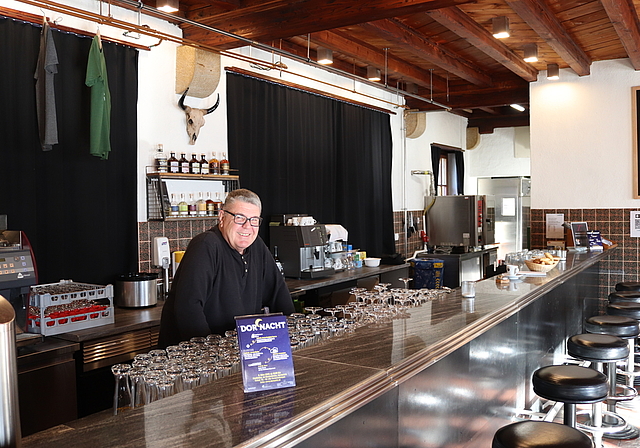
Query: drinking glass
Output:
[[399, 277, 413, 289], [112, 363, 132, 415]]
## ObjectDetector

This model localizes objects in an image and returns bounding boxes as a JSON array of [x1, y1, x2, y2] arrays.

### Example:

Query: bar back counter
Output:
[[23, 250, 608, 448]]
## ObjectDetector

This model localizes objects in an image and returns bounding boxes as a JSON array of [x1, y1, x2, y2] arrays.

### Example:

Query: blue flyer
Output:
[[235, 313, 296, 393]]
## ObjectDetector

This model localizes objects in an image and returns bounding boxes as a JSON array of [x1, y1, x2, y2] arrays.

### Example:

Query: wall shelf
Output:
[[146, 172, 240, 221]]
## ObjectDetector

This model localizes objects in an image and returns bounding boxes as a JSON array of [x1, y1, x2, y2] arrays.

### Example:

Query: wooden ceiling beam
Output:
[[467, 114, 530, 134], [600, 0, 640, 70], [311, 30, 450, 92], [183, 0, 476, 49], [505, 0, 591, 76], [426, 7, 538, 82], [360, 19, 493, 86]]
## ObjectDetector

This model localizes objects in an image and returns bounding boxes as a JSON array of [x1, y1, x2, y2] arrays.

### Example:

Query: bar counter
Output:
[[22, 250, 610, 447]]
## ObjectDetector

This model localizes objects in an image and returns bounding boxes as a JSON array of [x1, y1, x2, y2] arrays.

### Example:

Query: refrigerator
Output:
[[477, 176, 530, 261]]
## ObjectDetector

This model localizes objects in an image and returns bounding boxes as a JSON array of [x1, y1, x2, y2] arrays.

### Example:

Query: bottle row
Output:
[[154, 145, 231, 175], [168, 192, 224, 218]]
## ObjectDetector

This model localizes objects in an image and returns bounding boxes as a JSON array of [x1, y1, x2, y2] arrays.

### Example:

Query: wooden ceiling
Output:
[[133, 0, 640, 133]]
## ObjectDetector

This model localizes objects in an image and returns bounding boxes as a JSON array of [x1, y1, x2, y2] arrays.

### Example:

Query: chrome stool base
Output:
[[603, 424, 640, 440]]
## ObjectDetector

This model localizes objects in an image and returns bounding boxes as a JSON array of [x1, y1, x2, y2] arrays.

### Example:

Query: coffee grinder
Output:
[[270, 221, 335, 279]]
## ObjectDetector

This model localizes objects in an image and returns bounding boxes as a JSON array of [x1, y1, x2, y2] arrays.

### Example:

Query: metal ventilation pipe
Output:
[[0, 295, 20, 448]]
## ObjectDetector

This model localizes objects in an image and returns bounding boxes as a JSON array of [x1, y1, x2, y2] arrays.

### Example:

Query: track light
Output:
[[523, 44, 538, 63], [510, 104, 525, 112], [546, 63, 559, 80], [367, 66, 381, 81], [316, 47, 333, 65], [492, 16, 510, 39], [157, 0, 179, 12]]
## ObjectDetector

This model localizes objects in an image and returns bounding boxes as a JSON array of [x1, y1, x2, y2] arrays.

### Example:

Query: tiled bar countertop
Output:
[[22, 251, 611, 448]]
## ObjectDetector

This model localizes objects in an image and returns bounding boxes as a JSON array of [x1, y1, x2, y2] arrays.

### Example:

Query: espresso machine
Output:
[[270, 221, 335, 279], [0, 229, 40, 345]]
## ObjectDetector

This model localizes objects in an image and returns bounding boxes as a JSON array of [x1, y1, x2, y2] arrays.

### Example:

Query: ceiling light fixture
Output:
[[157, 0, 179, 13], [367, 66, 381, 82], [316, 47, 333, 65], [523, 43, 538, 63], [510, 104, 526, 112], [492, 16, 510, 39], [546, 63, 559, 80]]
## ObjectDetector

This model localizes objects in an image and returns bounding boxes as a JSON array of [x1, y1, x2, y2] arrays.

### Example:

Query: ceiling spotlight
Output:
[[546, 63, 559, 80], [492, 16, 510, 39], [316, 47, 333, 65], [367, 66, 381, 82], [157, 0, 179, 13], [510, 104, 526, 112], [523, 43, 538, 63]]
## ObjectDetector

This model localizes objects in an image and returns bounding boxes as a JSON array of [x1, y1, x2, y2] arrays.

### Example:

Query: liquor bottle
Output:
[[206, 192, 215, 216], [168, 152, 179, 174], [200, 154, 210, 175], [209, 152, 220, 175], [178, 194, 188, 217], [155, 144, 168, 173], [220, 152, 230, 175], [169, 194, 179, 218], [188, 193, 197, 216], [179, 153, 189, 174], [196, 192, 207, 216], [190, 154, 201, 175], [213, 192, 223, 216], [273, 246, 284, 276]]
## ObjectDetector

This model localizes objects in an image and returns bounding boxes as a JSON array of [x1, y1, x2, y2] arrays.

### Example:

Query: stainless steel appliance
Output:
[[270, 225, 335, 279], [425, 195, 495, 249], [0, 295, 21, 447], [477, 176, 530, 261], [115, 273, 158, 308]]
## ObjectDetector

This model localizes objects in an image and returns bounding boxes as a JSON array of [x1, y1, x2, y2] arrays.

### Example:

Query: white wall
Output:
[[403, 111, 468, 210], [531, 59, 640, 209], [465, 127, 531, 194]]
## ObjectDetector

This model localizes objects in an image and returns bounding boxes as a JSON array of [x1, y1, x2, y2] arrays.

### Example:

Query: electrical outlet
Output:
[[394, 233, 399, 241]]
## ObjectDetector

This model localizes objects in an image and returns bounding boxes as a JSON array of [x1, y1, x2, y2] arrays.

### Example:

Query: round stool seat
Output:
[[607, 302, 640, 320], [492, 421, 593, 448], [609, 291, 640, 303], [616, 282, 640, 292], [533, 365, 608, 404], [585, 315, 640, 338], [567, 333, 629, 362]]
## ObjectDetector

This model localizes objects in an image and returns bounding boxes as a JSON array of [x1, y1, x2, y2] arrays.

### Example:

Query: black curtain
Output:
[[0, 17, 138, 285], [226, 72, 395, 258]]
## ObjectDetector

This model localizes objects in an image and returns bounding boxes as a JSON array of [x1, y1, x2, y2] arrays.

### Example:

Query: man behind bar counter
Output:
[[158, 188, 295, 347]]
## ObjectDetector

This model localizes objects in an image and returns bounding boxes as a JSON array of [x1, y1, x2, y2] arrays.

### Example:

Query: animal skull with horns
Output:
[[178, 88, 220, 144]]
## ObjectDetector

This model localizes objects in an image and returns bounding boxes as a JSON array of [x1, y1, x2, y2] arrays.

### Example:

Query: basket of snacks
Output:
[[524, 252, 560, 272]]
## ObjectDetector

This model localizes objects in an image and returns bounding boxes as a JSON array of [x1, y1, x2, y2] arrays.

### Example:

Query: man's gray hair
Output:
[[223, 188, 262, 212]]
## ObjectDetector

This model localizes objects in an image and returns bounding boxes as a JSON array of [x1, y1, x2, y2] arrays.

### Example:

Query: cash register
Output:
[[0, 227, 40, 345]]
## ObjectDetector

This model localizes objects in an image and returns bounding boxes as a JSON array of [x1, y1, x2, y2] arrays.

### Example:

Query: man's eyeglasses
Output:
[[224, 210, 263, 227]]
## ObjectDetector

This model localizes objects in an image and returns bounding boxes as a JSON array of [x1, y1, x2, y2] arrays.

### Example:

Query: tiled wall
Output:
[[139, 213, 422, 272], [530, 208, 640, 294], [138, 218, 218, 274], [393, 210, 426, 258]]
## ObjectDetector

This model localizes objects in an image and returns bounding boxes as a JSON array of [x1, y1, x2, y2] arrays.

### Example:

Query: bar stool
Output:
[[585, 314, 639, 401], [532, 365, 608, 428], [609, 291, 640, 303], [616, 282, 640, 292], [566, 333, 628, 438], [607, 302, 640, 382], [492, 421, 593, 448]]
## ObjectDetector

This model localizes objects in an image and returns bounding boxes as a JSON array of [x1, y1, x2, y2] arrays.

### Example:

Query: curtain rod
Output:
[[226, 67, 397, 115], [0, 6, 151, 50]]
